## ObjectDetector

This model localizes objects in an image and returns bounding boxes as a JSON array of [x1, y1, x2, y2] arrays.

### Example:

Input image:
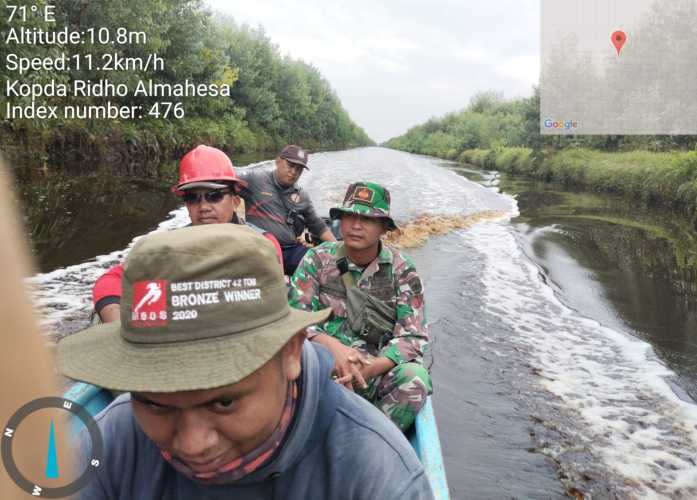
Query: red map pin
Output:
[[611, 30, 627, 55]]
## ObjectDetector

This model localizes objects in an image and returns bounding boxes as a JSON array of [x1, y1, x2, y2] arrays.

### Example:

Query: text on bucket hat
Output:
[[58, 224, 330, 392], [329, 181, 398, 231]]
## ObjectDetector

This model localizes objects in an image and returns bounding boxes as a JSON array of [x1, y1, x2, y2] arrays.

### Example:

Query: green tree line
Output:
[[0, 0, 373, 162], [385, 90, 697, 225], [384, 89, 697, 159]]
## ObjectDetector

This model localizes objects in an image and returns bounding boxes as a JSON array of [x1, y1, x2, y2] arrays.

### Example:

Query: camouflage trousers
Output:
[[356, 360, 432, 431]]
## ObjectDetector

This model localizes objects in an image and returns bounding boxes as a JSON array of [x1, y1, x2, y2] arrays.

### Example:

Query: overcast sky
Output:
[[205, 0, 540, 143]]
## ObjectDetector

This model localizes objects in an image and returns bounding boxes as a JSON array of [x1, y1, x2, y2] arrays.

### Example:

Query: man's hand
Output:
[[356, 356, 395, 381], [313, 334, 370, 391], [99, 304, 121, 323], [319, 229, 337, 243], [296, 235, 313, 248]]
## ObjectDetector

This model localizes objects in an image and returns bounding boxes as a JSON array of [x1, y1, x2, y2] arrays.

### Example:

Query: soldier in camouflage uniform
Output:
[[289, 181, 432, 430]]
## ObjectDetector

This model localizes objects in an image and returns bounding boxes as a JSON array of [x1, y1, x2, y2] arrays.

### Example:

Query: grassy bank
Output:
[[383, 88, 697, 225], [457, 147, 697, 221], [1, 114, 366, 167], [2, 117, 260, 164]]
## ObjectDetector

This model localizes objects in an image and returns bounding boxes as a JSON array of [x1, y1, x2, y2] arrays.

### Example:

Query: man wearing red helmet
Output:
[[92, 145, 283, 323]]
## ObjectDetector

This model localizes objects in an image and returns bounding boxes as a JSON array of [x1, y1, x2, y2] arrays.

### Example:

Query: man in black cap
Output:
[[238, 145, 336, 275]]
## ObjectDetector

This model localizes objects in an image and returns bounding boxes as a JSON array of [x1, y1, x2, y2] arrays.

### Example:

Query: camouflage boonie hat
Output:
[[58, 224, 330, 393], [329, 181, 398, 231]]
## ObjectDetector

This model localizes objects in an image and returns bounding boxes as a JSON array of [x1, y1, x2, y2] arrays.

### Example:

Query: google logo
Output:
[[544, 119, 578, 130]]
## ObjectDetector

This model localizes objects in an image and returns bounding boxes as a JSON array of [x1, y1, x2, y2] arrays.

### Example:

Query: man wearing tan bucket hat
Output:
[[58, 224, 433, 499]]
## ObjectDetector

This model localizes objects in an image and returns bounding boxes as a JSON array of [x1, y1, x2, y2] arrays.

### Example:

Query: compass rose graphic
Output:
[[2, 397, 103, 498]]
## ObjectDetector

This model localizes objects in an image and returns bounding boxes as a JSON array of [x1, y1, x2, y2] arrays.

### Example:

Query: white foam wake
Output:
[[28, 207, 191, 336], [463, 219, 697, 498]]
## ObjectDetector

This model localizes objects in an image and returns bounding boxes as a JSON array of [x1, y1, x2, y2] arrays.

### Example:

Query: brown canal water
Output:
[[12, 151, 270, 272], [500, 174, 697, 403], [18, 147, 697, 499]]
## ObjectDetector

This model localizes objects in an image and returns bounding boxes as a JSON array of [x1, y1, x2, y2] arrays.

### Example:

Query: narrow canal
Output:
[[19, 147, 697, 499]]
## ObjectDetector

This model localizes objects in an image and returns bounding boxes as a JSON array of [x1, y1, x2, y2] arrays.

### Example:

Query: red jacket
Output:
[[93, 231, 283, 312]]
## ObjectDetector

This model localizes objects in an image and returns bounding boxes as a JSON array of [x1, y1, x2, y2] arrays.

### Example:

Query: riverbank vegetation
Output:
[[0, 0, 372, 164], [384, 90, 697, 223]]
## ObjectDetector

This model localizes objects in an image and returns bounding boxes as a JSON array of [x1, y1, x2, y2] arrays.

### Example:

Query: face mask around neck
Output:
[[159, 381, 298, 485]]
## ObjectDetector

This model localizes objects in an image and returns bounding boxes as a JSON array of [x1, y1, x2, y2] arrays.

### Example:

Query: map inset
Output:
[[541, 0, 697, 135]]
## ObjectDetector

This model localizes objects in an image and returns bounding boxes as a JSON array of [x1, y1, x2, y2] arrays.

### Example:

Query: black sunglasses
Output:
[[182, 189, 230, 205]]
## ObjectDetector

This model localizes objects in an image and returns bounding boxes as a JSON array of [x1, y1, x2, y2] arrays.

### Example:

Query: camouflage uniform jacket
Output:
[[289, 241, 428, 366]]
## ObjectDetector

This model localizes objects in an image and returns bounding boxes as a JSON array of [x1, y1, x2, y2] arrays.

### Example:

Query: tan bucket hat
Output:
[[58, 224, 331, 393]]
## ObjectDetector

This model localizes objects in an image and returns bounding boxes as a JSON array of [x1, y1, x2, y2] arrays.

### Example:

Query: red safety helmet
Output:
[[172, 145, 247, 194]]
